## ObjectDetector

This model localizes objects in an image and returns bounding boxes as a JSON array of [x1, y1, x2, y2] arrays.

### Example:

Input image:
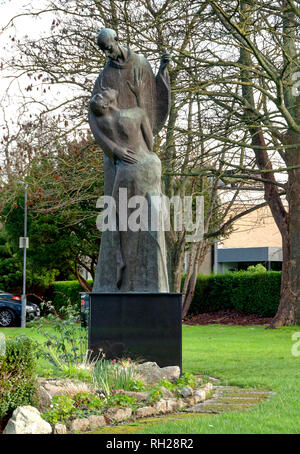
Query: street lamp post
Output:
[[213, 238, 218, 275], [18, 181, 28, 328]]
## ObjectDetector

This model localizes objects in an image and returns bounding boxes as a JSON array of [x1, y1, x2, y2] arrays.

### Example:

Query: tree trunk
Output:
[[287, 181, 300, 325], [70, 265, 92, 292], [238, 0, 292, 325], [167, 232, 185, 292], [268, 225, 295, 326], [272, 131, 300, 326], [272, 3, 300, 326], [268, 131, 300, 326], [250, 129, 293, 326], [182, 240, 209, 318]]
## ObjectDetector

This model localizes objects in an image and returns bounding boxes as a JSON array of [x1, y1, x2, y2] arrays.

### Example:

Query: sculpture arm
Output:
[[88, 110, 138, 164]]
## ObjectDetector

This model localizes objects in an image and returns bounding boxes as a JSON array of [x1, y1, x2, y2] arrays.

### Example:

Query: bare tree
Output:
[[180, 0, 300, 325], [1, 0, 267, 315]]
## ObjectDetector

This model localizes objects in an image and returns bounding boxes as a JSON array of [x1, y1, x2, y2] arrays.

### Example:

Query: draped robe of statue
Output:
[[89, 47, 171, 292]]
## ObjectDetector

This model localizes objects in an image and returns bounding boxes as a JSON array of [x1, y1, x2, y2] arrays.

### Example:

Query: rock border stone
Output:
[[4, 383, 214, 434], [3, 406, 52, 435], [3, 382, 274, 434], [58, 382, 214, 434]]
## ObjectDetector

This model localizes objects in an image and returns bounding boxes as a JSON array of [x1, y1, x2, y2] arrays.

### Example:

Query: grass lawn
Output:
[[1, 323, 300, 433], [0, 326, 48, 342], [137, 325, 300, 434], [137, 324, 300, 434]]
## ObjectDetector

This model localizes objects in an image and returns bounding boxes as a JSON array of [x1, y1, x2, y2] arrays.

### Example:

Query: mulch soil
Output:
[[183, 309, 273, 326]]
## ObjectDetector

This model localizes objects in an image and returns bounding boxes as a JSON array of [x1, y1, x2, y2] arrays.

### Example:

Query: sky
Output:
[[0, 0, 84, 175], [0, 0, 55, 122], [0, 0, 63, 171]]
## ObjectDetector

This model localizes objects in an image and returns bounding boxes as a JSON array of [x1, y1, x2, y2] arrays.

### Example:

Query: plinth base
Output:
[[88, 292, 182, 370]]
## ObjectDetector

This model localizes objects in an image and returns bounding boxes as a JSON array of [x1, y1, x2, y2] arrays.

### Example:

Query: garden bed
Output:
[[183, 309, 273, 326], [38, 377, 215, 434], [1, 364, 215, 434]]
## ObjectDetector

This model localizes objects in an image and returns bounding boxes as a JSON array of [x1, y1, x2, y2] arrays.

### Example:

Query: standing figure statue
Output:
[[89, 28, 171, 293]]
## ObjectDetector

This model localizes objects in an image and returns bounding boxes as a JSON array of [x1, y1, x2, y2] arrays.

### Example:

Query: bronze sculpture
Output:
[[89, 28, 171, 292]]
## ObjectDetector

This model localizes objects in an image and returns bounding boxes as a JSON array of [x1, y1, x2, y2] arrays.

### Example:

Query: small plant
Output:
[[34, 308, 92, 380], [43, 392, 108, 425], [39, 368, 55, 378], [147, 386, 163, 404], [117, 357, 133, 367], [42, 395, 76, 425], [55, 364, 92, 382], [73, 392, 106, 412], [176, 372, 197, 388], [93, 358, 140, 395], [126, 379, 146, 392], [158, 378, 177, 392], [108, 392, 138, 409]]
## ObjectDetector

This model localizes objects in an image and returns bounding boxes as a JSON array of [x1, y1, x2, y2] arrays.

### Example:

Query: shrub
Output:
[[46, 280, 93, 315], [247, 264, 267, 273], [230, 271, 281, 316], [47, 270, 281, 319], [189, 271, 281, 317], [0, 335, 37, 419]]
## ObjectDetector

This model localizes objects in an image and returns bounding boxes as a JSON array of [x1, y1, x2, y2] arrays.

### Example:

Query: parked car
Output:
[[80, 292, 89, 328], [0, 290, 22, 301], [0, 292, 40, 327]]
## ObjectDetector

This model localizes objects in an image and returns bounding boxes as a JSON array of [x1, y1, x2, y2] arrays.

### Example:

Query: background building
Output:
[[198, 204, 283, 274]]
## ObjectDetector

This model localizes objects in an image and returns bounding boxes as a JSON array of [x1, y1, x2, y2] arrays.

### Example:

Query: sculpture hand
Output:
[[113, 146, 138, 164], [160, 49, 171, 71], [126, 68, 143, 105]]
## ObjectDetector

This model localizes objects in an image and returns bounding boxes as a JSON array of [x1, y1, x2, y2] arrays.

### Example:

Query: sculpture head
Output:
[[90, 87, 118, 116], [97, 28, 121, 61]]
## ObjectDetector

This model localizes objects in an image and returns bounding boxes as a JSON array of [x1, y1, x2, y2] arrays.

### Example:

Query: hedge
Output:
[[46, 280, 93, 314], [189, 271, 281, 317], [48, 271, 281, 318]]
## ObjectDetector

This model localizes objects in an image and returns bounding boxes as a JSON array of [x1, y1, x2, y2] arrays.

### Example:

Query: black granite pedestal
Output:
[[88, 292, 182, 370]]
